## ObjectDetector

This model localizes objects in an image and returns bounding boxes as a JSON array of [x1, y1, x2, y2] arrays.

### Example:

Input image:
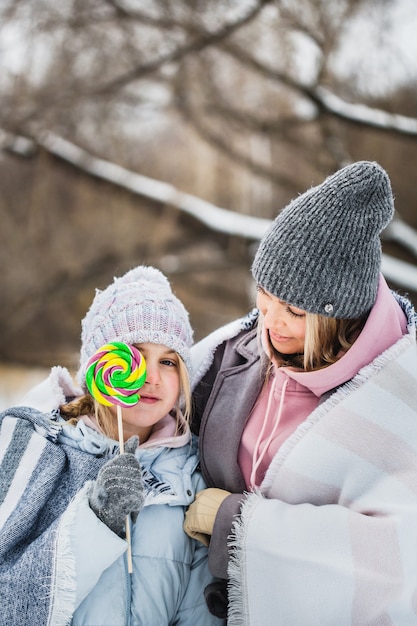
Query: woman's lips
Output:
[[269, 330, 291, 343]]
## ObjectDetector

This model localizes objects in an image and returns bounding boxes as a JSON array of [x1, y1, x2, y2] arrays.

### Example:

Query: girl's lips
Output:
[[139, 395, 159, 404]]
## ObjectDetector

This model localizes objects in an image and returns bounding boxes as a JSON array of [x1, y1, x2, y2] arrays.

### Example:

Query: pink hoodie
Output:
[[238, 275, 407, 489]]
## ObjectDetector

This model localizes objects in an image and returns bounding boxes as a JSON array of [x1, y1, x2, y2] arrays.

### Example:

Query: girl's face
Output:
[[111, 342, 180, 443], [256, 285, 306, 356]]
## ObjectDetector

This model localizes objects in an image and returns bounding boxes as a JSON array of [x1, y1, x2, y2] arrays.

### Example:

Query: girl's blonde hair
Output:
[[259, 311, 368, 372], [60, 354, 191, 440]]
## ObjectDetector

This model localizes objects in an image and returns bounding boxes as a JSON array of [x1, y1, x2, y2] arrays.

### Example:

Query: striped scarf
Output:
[[0, 406, 105, 626]]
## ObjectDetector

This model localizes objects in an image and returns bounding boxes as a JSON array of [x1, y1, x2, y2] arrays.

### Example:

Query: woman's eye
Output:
[[285, 306, 305, 319], [256, 285, 267, 296]]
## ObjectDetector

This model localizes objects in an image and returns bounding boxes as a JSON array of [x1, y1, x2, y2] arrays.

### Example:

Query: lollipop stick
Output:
[[86, 343, 146, 577], [117, 405, 125, 453], [117, 405, 133, 574]]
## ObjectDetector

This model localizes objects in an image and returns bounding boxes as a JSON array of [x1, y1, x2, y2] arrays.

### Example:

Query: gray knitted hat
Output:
[[252, 161, 394, 318], [77, 265, 193, 387]]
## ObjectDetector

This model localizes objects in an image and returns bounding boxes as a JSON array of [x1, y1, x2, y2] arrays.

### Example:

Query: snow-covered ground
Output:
[[0, 363, 49, 410]]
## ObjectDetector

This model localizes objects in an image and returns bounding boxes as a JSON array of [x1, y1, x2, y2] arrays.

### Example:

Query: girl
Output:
[[185, 161, 417, 624], [0, 265, 224, 625]]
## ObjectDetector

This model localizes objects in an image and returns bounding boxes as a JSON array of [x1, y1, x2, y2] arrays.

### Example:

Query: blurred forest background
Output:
[[1, 0, 417, 384]]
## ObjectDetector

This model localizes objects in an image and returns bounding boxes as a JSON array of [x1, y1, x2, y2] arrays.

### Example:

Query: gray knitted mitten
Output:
[[89, 435, 145, 537]]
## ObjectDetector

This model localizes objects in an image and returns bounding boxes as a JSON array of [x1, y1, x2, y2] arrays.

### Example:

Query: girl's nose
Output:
[[145, 364, 161, 385]]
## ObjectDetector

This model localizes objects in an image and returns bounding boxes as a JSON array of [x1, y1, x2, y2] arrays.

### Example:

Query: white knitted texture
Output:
[[77, 266, 193, 386]]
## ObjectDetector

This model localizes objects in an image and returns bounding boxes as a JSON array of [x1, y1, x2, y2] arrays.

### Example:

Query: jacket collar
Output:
[[190, 309, 259, 389]]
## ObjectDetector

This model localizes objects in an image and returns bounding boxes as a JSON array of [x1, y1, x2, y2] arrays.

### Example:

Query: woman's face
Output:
[[256, 285, 306, 356], [111, 342, 180, 442]]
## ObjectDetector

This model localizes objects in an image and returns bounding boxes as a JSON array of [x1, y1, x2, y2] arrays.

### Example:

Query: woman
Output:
[[0, 265, 224, 625], [185, 161, 417, 624]]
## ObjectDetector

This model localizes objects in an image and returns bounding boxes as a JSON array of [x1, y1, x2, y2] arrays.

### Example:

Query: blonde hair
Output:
[[60, 354, 191, 440], [259, 311, 368, 373], [303, 312, 367, 371]]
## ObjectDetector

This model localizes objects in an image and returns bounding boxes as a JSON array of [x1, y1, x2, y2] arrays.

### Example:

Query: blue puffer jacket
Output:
[[64, 424, 217, 625], [18, 367, 224, 626]]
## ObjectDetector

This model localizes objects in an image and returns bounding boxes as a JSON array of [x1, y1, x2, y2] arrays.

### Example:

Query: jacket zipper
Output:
[[124, 552, 131, 626]]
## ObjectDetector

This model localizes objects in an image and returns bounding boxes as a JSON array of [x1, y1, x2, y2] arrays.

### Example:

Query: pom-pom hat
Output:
[[77, 266, 193, 387], [252, 161, 394, 318]]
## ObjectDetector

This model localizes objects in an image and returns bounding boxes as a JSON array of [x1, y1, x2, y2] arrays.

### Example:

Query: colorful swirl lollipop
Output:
[[85, 341, 146, 574], [85, 341, 147, 407]]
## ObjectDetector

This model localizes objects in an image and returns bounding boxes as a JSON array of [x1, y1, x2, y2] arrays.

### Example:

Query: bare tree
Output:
[[1, 0, 417, 195], [1, 0, 417, 367]]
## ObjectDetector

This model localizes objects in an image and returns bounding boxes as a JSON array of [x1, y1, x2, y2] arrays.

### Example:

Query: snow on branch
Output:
[[384, 216, 417, 255], [381, 255, 417, 292], [39, 131, 272, 240], [3, 129, 417, 293], [316, 88, 417, 135]]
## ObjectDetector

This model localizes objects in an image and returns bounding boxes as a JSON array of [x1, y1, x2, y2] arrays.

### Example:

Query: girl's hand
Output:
[[89, 435, 144, 537]]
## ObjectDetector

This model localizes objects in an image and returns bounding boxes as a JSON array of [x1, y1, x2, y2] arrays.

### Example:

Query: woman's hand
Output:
[[184, 488, 231, 546]]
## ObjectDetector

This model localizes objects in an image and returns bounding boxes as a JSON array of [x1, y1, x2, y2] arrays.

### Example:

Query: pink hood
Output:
[[239, 275, 407, 488], [82, 412, 190, 450], [139, 413, 190, 449]]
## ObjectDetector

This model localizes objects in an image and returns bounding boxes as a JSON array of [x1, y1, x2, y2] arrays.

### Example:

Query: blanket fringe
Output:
[[227, 491, 263, 626], [47, 488, 86, 626]]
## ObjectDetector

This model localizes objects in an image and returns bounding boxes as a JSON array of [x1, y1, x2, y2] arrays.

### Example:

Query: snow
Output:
[[316, 88, 417, 135], [38, 131, 417, 293], [40, 131, 272, 240], [382, 255, 417, 292], [0, 364, 49, 411], [2, 126, 417, 409]]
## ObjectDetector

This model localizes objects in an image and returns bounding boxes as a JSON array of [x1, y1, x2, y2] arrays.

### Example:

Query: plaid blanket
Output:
[[227, 331, 417, 625]]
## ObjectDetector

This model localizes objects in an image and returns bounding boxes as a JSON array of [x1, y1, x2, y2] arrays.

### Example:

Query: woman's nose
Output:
[[264, 302, 285, 327]]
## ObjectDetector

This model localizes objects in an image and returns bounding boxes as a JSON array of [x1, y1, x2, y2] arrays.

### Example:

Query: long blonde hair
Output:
[[259, 311, 368, 373], [303, 312, 367, 371], [60, 354, 191, 439]]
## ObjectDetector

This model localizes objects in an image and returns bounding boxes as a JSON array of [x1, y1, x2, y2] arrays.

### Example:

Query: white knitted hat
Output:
[[77, 266, 193, 387]]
